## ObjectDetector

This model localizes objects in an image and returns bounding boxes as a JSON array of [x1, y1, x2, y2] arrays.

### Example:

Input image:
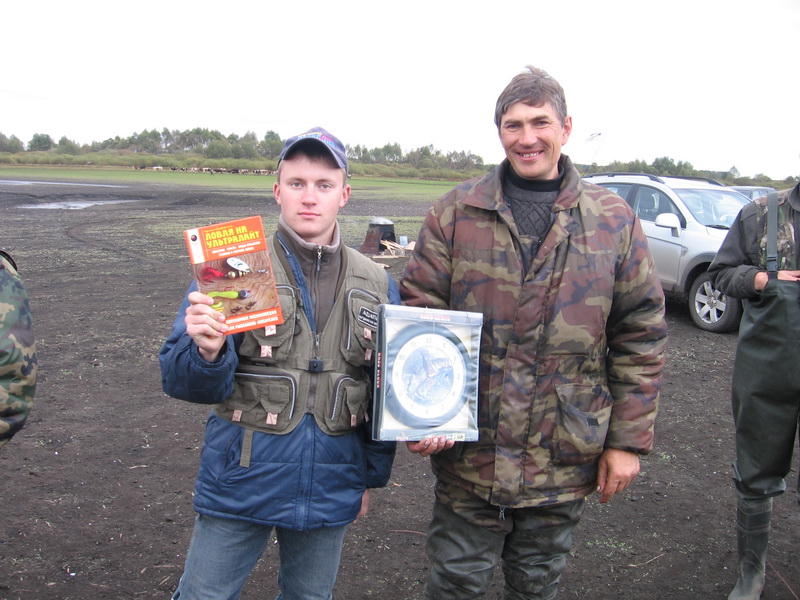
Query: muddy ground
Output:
[[0, 177, 798, 600]]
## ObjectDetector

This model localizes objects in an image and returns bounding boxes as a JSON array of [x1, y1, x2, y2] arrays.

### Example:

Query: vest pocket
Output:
[[550, 383, 612, 466], [340, 288, 380, 367], [242, 285, 299, 364], [320, 374, 368, 434], [224, 368, 298, 432]]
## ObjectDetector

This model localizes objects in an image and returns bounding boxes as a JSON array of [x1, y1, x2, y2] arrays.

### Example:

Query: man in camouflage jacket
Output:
[[0, 250, 37, 449], [400, 66, 667, 599]]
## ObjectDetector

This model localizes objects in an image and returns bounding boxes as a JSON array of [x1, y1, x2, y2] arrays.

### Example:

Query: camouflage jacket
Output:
[[709, 183, 800, 299], [399, 156, 667, 508], [0, 252, 37, 449]]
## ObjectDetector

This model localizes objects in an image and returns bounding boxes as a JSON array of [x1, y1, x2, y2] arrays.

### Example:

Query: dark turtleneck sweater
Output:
[[502, 164, 564, 275]]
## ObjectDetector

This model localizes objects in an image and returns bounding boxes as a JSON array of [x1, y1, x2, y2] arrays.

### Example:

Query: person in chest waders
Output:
[[708, 181, 800, 600]]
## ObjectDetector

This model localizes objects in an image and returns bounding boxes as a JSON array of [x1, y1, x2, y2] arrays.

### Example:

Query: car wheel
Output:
[[688, 272, 742, 333]]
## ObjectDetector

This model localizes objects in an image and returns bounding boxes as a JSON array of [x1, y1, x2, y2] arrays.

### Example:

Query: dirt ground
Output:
[[1, 177, 798, 600]]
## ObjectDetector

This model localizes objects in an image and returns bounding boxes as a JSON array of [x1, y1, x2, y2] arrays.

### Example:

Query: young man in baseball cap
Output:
[[160, 127, 398, 600]]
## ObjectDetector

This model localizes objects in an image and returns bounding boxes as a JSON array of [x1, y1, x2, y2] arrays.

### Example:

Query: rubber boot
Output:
[[728, 497, 772, 600]]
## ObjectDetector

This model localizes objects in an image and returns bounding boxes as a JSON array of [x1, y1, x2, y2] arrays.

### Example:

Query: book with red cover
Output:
[[184, 216, 284, 334]]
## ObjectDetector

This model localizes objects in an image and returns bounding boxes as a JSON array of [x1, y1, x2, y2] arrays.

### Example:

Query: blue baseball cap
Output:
[[278, 127, 349, 175]]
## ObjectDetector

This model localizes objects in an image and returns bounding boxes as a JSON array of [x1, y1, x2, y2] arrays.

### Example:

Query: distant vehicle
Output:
[[582, 173, 752, 333], [730, 185, 776, 200]]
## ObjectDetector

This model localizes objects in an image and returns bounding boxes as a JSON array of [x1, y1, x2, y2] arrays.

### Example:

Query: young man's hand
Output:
[[355, 489, 370, 522], [185, 291, 228, 361]]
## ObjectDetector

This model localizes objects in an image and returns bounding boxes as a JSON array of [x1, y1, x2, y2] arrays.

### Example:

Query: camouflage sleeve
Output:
[[605, 216, 668, 455], [0, 254, 38, 449]]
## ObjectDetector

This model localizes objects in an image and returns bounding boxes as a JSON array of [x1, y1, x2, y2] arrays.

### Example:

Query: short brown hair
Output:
[[494, 65, 568, 128]]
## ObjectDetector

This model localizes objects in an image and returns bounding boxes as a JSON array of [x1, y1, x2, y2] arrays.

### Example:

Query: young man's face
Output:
[[499, 101, 572, 181], [273, 156, 350, 246]]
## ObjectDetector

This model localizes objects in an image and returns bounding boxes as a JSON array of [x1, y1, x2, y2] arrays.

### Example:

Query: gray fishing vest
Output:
[[215, 238, 389, 437]]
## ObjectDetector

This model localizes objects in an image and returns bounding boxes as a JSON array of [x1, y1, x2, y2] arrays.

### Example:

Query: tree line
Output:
[[0, 129, 794, 187], [0, 129, 485, 173], [582, 156, 796, 188]]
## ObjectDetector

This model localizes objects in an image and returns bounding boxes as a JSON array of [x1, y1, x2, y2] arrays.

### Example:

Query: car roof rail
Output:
[[584, 172, 726, 187], [583, 172, 665, 183], [665, 175, 725, 186]]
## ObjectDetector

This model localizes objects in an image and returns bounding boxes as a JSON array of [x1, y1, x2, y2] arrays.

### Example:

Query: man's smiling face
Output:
[[499, 101, 572, 181]]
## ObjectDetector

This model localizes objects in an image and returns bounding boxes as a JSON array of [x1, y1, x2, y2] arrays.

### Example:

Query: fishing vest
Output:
[[215, 237, 390, 436]]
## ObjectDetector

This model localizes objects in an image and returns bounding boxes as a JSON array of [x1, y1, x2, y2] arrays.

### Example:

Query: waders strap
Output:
[[766, 192, 778, 277], [240, 428, 254, 468]]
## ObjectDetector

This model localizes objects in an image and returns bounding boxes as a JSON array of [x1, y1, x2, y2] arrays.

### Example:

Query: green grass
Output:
[[0, 164, 274, 189], [349, 177, 455, 201], [0, 165, 457, 204]]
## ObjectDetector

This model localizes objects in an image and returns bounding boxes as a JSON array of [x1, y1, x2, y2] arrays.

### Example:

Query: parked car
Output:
[[730, 185, 776, 200], [582, 173, 752, 333]]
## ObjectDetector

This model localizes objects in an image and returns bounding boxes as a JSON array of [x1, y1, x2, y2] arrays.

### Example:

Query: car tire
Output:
[[688, 272, 742, 333]]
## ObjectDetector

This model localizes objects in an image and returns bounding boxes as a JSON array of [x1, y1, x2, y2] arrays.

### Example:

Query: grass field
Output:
[[0, 165, 458, 204]]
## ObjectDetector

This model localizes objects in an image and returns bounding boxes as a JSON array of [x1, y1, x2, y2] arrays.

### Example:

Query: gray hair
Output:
[[494, 66, 568, 128]]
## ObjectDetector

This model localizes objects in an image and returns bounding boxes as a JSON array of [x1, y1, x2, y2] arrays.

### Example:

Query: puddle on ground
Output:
[[0, 179, 127, 188], [19, 199, 141, 210]]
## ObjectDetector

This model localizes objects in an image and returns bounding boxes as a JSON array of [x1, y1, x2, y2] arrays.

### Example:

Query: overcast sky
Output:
[[4, 0, 799, 179]]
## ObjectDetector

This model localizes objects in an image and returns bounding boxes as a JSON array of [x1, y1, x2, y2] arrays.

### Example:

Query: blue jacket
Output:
[[159, 239, 398, 530]]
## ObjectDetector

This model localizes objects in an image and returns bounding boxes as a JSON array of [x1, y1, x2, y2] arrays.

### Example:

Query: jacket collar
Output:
[[458, 154, 583, 213], [277, 215, 341, 256]]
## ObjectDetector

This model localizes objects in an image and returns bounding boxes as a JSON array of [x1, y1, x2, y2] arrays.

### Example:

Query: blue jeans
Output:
[[171, 514, 348, 600]]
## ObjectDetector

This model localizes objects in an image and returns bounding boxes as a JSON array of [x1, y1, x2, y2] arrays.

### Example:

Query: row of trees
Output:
[[1, 130, 794, 187], [582, 156, 795, 187], [0, 129, 484, 172]]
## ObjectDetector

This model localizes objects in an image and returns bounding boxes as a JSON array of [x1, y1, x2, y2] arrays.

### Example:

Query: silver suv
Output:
[[582, 173, 751, 333]]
